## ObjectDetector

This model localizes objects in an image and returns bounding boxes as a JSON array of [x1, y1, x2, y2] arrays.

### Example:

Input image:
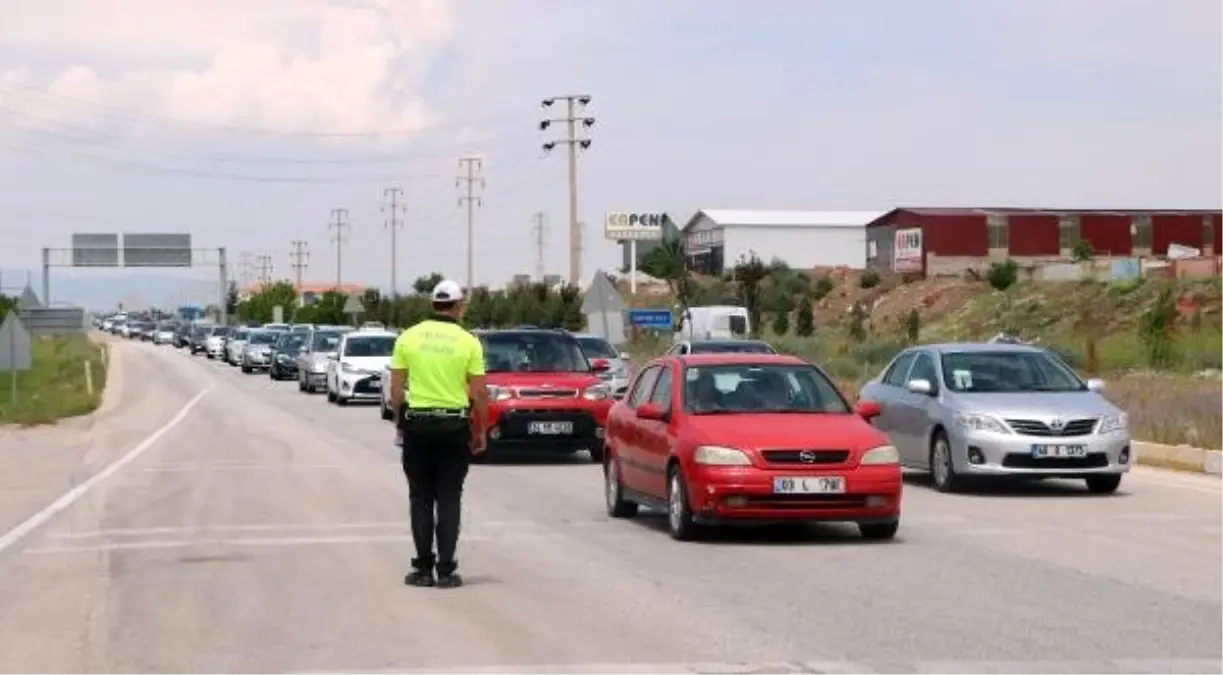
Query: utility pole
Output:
[[289, 240, 309, 293], [540, 94, 595, 285], [255, 254, 273, 285], [456, 156, 484, 290], [382, 187, 404, 297], [328, 208, 350, 290], [238, 251, 254, 289], [531, 212, 549, 280]]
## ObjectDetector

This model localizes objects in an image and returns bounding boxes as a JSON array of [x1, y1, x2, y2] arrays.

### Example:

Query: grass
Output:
[[0, 334, 108, 426]]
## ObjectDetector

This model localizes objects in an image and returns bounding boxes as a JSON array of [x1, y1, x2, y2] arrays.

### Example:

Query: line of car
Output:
[[119, 316, 1135, 545]]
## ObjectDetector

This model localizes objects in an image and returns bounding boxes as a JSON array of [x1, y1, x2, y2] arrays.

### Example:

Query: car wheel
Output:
[[206, 353, 214, 360], [298, 376, 306, 392], [336, 394, 348, 406], [1085, 474, 1122, 495], [327, 389, 337, 403], [604, 455, 638, 518], [666, 466, 701, 541], [380, 401, 394, 421], [241, 365, 252, 373], [858, 520, 900, 541], [929, 430, 964, 493], [588, 444, 604, 463]]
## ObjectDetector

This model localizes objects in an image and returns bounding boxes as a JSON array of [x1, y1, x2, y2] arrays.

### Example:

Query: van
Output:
[[676, 305, 750, 341]]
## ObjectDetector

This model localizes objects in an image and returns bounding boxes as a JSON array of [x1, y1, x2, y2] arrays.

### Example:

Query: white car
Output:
[[226, 326, 251, 365], [204, 326, 231, 359], [326, 329, 397, 406], [573, 333, 632, 398], [379, 363, 408, 421]]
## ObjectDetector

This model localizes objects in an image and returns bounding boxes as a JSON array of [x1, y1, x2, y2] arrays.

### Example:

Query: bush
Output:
[[986, 259, 1018, 291], [813, 276, 834, 300], [795, 296, 815, 337], [859, 269, 880, 289]]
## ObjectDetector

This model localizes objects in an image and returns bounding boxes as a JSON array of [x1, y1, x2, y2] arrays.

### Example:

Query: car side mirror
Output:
[[636, 402, 667, 421], [591, 358, 611, 373], [855, 400, 883, 420], [906, 378, 935, 395], [1086, 378, 1105, 392]]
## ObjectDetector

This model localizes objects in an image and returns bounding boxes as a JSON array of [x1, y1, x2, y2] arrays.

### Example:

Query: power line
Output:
[[328, 208, 350, 289], [255, 254, 273, 285], [289, 240, 309, 294], [456, 156, 484, 290], [540, 94, 595, 285], [531, 212, 549, 280], [382, 187, 405, 297], [238, 251, 255, 288]]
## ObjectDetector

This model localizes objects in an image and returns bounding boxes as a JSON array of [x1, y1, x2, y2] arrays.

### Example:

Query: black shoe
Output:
[[404, 570, 435, 587], [436, 572, 463, 589]]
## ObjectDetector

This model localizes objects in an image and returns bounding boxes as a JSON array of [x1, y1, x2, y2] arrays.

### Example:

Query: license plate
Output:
[[1030, 444, 1087, 458], [528, 421, 573, 435], [773, 476, 845, 494]]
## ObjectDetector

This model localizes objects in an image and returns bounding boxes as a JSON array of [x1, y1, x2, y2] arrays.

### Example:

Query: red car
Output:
[[477, 328, 614, 462], [602, 353, 902, 541]]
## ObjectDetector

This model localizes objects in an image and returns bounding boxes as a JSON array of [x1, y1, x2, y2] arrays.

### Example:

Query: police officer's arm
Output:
[[467, 338, 489, 443], [389, 334, 410, 411]]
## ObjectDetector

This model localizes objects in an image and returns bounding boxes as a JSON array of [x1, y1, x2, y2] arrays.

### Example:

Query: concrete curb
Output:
[[1134, 441, 1222, 477]]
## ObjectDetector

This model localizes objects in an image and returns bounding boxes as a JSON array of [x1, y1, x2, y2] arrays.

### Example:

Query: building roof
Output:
[[865, 207, 1221, 227], [683, 209, 890, 232], [243, 282, 366, 295]]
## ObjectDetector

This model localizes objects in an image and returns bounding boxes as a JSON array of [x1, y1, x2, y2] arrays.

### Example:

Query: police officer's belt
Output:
[[405, 407, 469, 419]]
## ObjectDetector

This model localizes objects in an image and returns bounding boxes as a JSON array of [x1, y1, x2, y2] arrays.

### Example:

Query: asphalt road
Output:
[[0, 338, 1219, 674]]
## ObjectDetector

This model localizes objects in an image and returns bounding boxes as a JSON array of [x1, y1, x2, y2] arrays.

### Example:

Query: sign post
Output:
[[0, 311, 33, 404], [627, 309, 674, 332], [343, 294, 365, 325], [604, 212, 668, 295]]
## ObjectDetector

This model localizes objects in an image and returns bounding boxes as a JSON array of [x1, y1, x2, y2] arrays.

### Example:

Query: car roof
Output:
[[684, 339, 772, 346], [478, 328, 573, 338], [918, 342, 1046, 354], [677, 353, 807, 366], [343, 330, 396, 338]]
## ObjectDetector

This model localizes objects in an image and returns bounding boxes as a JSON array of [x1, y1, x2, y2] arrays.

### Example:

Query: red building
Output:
[[865, 208, 1222, 276]]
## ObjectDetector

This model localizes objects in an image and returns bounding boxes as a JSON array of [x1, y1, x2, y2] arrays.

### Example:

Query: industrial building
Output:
[[864, 208, 1222, 277], [681, 209, 887, 275]]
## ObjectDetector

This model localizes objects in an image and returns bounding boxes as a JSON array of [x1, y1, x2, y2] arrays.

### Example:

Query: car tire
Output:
[[336, 394, 348, 406], [241, 364, 252, 373], [604, 455, 638, 519], [858, 520, 900, 541], [297, 376, 306, 392], [588, 445, 604, 463], [666, 466, 701, 541], [929, 430, 964, 493], [1085, 474, 1122, 495], [380, 401, 394, 421], [327, 389, 337, 403]]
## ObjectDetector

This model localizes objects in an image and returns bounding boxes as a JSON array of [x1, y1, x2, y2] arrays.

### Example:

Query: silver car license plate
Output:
[[1030, 444, 1087, 458]]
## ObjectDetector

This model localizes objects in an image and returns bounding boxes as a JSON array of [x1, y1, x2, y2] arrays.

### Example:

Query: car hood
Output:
[[485, 371, 603, 390], [687, 413, 888, 451], [341, 356, 390, 372], [948, 391, 1117, 418], [306, 351, 335, 362]]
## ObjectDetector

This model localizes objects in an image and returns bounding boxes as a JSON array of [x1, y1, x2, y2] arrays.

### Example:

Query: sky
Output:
[[0, 0, 1220, 309]]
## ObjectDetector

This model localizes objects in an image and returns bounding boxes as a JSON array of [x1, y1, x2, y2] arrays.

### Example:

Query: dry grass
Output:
[[0, 334, 108, 426], [1105, 372, 1222, 450]]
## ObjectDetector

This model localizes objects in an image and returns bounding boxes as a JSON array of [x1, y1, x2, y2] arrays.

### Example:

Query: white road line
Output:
[[46, 521, 413, 540], [0, 386, 213, 555], [126, 463, 358, 473], [22, 531, 554, 555]]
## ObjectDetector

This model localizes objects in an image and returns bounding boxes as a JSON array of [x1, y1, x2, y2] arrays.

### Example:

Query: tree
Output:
[[731, 251, 768, 337], [771, 296, 791, 336], [237, 281, 297, 323], [640, 238, 693, 328], [795, 295, 815, 337], [412, 273, 445, 295], [225, 281, 239, 316]]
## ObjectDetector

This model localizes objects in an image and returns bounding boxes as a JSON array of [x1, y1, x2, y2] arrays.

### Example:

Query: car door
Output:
[[868, 351, 918, 460], [616, 365, 661, 492], [890, 350, 942, 467], [635, 363, 675, 498]]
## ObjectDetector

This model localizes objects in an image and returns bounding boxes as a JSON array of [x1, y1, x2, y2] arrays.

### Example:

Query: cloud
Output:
[[0, 0, 456, 134]]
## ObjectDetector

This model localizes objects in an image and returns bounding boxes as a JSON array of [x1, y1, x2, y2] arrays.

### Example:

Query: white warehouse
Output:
[[680, 209, 886, 275]]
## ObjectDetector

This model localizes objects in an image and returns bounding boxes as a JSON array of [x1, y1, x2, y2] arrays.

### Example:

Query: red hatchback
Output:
[[602, 353, 902, 541]]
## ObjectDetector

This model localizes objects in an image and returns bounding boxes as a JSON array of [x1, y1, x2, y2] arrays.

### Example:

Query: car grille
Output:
[[352, 375, 381, 394], [516, 388, 579, 399], [760, 449, 851, 465], [1005, 418, 1098, 437], [1002, 453, 1109, 469]]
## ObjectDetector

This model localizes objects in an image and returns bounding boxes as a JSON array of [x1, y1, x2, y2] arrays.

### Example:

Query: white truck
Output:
[[675, 305, 751, 341]]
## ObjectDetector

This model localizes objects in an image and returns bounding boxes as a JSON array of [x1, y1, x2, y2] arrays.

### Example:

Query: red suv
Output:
[[477, 329, 614, 462], [602, 353, 902, 541]]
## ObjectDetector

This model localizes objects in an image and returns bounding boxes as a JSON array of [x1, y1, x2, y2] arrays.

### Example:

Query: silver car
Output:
[[240, 329, 283, 373], [296, 328, 345, 394], [226, 326, 251, 365], [858, 343, 1131, 494], [573, 333, 631, 398]]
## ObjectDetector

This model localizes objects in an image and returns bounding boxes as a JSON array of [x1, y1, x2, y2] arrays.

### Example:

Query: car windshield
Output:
[[690, 341, 775, 354], [210, 326, 230, 336], [248, 331, 279, 345], [939, 350, 1087, 393], [576, 337, 618, 359], [344, 335, 395, 357], [277, 333, 305, 350], [312, 331, 341, 351], [482, 333, 590, 373], [683, 363, 850, 415]]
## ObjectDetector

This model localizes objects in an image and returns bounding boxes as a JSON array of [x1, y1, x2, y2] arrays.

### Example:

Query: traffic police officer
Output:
[[388, 279, 488, 589]]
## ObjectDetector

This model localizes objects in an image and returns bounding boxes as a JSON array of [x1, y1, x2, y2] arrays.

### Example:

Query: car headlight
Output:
[[956, 413, 1010, 434], [583, 383, 611, 401], [693, 445, 752, 466], [614, 364, 629, 378], [486, 384, 513, 401], [860, 444, 899, 465], [1098, 412, 1129, 434]]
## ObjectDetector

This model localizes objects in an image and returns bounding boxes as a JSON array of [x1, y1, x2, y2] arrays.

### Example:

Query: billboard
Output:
[[604, 212, 668, 241], [893, 228, 923, 273], [123, 233, 192, 267], [71, 233, 120, 267]]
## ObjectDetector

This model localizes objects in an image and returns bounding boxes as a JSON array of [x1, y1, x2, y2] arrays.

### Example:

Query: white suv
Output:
[[326, 329, 397, 406]]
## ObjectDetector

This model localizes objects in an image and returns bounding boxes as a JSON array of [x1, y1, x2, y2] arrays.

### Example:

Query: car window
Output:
[[344, 335, 395, 357], [908, 353, 938, 387], [882, 352, 917, 387], [312, 331, 341, 351], [576, 337, 618, 359], [682, 363, 851, 414], [940, 350, 1086, 393], [627, 366, 661, 408], [648, 366, 673, 409]]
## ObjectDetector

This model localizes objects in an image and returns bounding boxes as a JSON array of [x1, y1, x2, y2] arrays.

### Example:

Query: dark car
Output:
[[188, 323, 215, 354], [269, 331, 307, 381]]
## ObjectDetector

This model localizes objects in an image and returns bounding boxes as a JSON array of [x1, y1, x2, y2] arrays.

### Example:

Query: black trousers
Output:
[[399, 408, 471, 576]]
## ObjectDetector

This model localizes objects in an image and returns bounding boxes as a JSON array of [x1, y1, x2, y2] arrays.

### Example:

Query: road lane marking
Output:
[[0, 386, 213, 556], [22, 531, 557, 554], [46, 521, 414, 539], [126, 462, 361, 473]]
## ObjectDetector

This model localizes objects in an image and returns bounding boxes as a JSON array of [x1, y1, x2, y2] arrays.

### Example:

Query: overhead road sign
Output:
[[123, 233, 192, 267], [71, 233, 120, 267]]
